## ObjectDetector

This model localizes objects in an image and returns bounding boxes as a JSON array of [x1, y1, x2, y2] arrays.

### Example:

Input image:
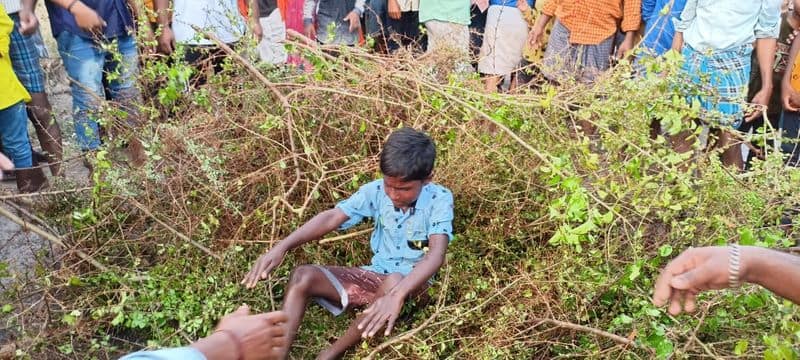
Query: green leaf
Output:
[[739, 228, 756, 246], [658, 245, 673, 257], [734, 340, 748, 355]]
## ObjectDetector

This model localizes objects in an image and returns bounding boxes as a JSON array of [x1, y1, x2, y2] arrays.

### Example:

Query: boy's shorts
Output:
[[313, 265, 429, 316], [9, 13, 46, 94]]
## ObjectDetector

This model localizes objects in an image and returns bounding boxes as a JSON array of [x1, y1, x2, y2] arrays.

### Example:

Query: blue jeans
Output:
[[0, 102, 33, 168], [56, 32, 139, 150]]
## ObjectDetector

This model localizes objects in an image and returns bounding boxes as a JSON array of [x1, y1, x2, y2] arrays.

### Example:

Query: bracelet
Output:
[[213, 329, 243, 360], [66, 0, 79, 13], [728, 244, 741, 288]]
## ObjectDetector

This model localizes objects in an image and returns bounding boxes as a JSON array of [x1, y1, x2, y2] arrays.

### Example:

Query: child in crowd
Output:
[[45, 0, 143, 153], [528, 0, 641, 84], [156, 0, 262, 83], [419, 0, 471, 63], [671, 0, 781, 169], [303, 0, 364, 45], [242, 128, 454, 360], [639, 0, 687, 57], [364, 0, 421, 53], [257, 0, 287, 64], [3, 0, 63, 177], [0, 3, 43, 192], [479, 0, 534, 92]]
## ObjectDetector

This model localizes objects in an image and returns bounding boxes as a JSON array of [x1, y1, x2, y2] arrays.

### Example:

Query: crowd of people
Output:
[[1, 0, 800, 359]]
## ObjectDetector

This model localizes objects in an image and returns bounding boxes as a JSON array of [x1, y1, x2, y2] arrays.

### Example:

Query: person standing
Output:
[[527, 0, 642, 84], [45, 0, 143, 153], [670, 0, 782, 169], [3, 0, 63, 176]]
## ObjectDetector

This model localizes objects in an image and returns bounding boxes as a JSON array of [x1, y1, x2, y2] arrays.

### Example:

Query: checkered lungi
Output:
[[541, 19, 615, 84], [8, 13, 46, 94], [681, 43, 752, 129]]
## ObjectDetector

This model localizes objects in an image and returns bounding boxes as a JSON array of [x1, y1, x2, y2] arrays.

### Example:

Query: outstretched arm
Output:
[[653, 246, 800, 315], [357, 234, 448, 337], [241, 208, 350, 288]]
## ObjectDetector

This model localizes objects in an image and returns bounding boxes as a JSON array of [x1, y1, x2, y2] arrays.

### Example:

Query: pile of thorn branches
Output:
[[3, 36, 800, 359]]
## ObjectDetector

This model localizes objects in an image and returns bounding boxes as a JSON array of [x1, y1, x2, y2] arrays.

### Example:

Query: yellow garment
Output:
[[0, 5, 30, 110]]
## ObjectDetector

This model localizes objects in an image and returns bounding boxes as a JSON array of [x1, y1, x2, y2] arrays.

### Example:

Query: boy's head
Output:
[[379, 128, 436, 209]]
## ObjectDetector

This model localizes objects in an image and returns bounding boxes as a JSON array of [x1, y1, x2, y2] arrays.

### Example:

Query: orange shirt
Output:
[[541, 0, 642, 45]]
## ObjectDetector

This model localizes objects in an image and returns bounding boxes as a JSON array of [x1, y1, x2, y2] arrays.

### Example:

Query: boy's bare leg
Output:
[[28, 93, 63, 177], [483, 75, 501, 93], [316, 273, 404, 360], [281, 265, 342, 359]]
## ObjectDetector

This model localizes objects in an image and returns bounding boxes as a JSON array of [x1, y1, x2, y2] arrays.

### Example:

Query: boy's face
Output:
[[383, 176, 430, 210]]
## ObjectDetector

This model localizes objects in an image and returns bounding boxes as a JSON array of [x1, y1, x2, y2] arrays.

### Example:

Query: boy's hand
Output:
[[70, 1, 106, 34], [387, 0, 401, 20], [303, 23, 317, 40], [357, 293, 404, 338], [242, 248, 287, 289], [158, 26, 176, 55], [18, 8, 39, 35], [343, 10, 361, 33]]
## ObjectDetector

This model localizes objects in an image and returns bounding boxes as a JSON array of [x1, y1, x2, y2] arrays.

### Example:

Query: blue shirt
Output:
[[489, 0, 534, 7], [119, 347, 205, 360], [46, 0, 134, 39], [640, 0, 686, 56], [336, 179, 454, 276], [673, 0, 781, 52]]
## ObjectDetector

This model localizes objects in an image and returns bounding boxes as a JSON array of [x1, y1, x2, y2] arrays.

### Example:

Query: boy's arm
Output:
[[47, 0, 106, 32], [154, 0, 175, 54], [783, 35, 800, 111], [249, 0, 262, 40], [357, 234, 448, 338], [18, 0, 38, 35], [242, 208, 350, 288]]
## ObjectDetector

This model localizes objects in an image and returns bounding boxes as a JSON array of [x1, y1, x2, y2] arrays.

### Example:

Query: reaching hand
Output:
[[387, 0, 401, 20], [210, 305, 288, 360], [357, 293, 404, 338], [242, 248, 287, 289], [70, 1, 106, 34], [158, 26, 176, 55], [652, 246, 731, 315], [746, 87, 772, 122], [343, 11, 361, 33], [17, 8, 39, 36]]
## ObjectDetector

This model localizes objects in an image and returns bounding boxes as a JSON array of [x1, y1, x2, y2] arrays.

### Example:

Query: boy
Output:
[[303, 0, 364, 45], [45, 0, 143, 152], [419, 0, 471, 59], [671, 0, 781, 169], [242, 128, 454, 359], [640, 0, 687, 57], [4, 0, 63, 177], [257, 0, 286, 64], [528, 0, 641, 84], [0, 3, 42, 192], [478, 0, 534, 92], [156, 0, 261, 81]]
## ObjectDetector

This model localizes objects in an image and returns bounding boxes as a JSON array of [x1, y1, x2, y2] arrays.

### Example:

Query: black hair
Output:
[[379, 127, 436, 181]]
